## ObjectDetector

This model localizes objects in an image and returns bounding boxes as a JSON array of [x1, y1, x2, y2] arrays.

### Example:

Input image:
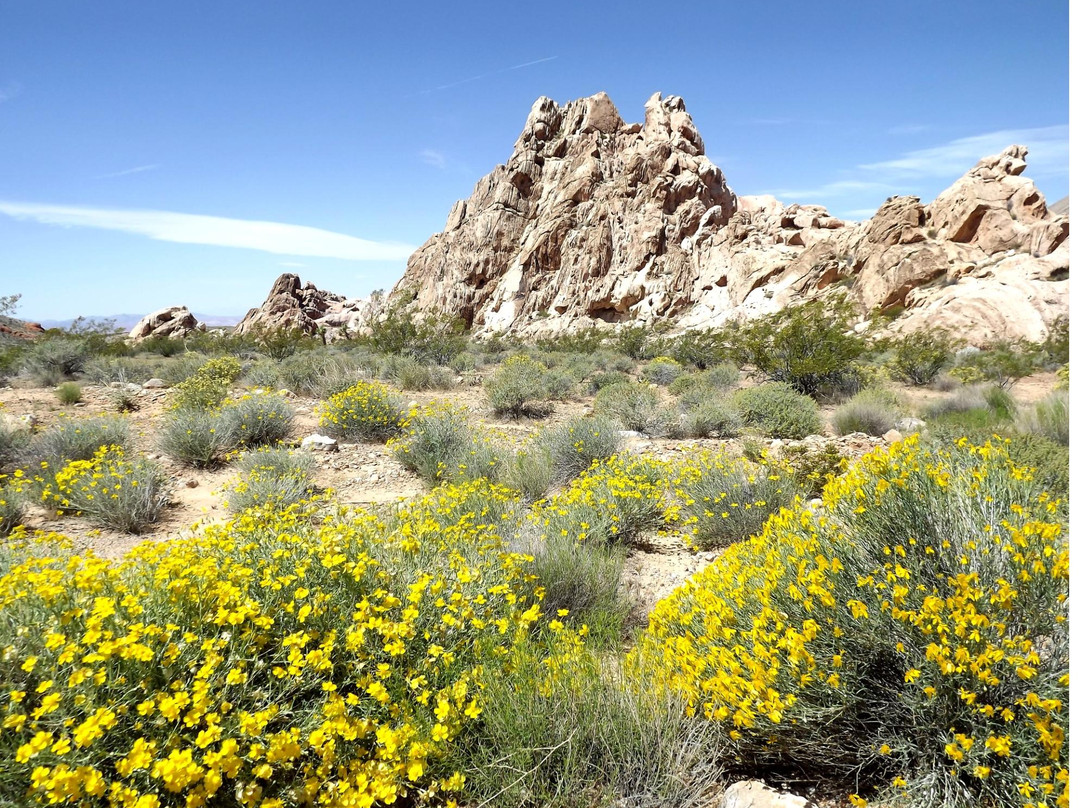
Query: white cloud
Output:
[[279, 261, 306, 267], [765, 179, 895, 199], [419, 149, 447, 169], [0, 201, 415, 261], [94, 164, 160, 179], [859, 125, 1069, 179]]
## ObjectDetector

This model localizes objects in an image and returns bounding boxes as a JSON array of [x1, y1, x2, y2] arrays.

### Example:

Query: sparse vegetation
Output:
[[485, 355, 550, 417], [733, 382, 821, 439], [832, 387, 904, 436], [54, 382, 82, 405], [593, 381, 675, 436]]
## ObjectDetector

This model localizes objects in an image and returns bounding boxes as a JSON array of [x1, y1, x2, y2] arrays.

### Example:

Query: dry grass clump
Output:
[[832, 387, 904, 436]]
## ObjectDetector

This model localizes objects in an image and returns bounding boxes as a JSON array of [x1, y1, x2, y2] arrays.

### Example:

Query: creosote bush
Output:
[[733, 382, 821, 439], [319, 379, 404, 441], [889, 329, 955, 385]]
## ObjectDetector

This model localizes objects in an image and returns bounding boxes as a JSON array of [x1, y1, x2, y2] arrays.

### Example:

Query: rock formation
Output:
[[391, 92, 1069, 345], [128, 306, 202, 341], [235, 273, 372, 340]]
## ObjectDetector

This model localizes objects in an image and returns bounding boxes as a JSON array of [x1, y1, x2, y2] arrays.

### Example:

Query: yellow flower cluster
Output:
[[168, 357, 242, 412], [318, 381, 403, 442], [1, 479, 542, 806], [0, 468, 29, 535], [638, 436, 1069, 806]]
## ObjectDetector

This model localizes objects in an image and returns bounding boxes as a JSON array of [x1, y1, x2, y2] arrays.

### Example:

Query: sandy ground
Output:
[[0, 370, 1061, 612]]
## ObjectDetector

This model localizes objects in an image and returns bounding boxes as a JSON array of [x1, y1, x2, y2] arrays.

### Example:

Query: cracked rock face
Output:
[[235, 273, 374, 340], [129, 306, 201, 341], [390, 93, 1068, 345]]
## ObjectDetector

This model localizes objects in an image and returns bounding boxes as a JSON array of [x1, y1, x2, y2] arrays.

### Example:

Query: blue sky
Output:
[[0, 1, 1069, 320]]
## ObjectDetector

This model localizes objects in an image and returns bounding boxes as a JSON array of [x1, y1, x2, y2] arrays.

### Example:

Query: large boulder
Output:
[[235, 273, 373, 340], [128, 306, 201, 341]]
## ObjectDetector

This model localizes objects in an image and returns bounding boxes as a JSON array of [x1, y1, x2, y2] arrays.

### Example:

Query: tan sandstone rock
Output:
[[128, 306, 201, 341], [379, 95, 1067, 344], [235, 273, 373, 340]]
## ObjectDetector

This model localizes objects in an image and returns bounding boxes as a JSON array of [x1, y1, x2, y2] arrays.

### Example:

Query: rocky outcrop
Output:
[[390, 93, 1068, 345], [235, 273, 372, 340], [128, 306, 201, 341]]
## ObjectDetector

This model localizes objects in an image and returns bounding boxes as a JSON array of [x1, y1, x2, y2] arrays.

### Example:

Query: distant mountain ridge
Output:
[[35, 313, 242, 331]]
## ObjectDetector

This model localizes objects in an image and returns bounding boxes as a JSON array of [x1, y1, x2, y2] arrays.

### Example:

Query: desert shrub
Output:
[[139, 335, 186, 357], [641, 357, 682, 386], [668, 327, 735, 369], [384, 355, 454, 391], [889, 329, 955, 385], [952, 341, 1038, 388], [1014, 391, 1068, 446], [108, 386, 140, 413], [639, 437, 1068, 807], [0, 421, 30, 472], [778, 442, 848, 499], [587, 370, 630, 393], [361, 291, 468, 363], [733, 382, 821, 439], [218, 393, 294, 449], [611, 324, 650, 359], [82, 356, 152, 386], [1004, 433, 1069, 498], [534, 455, 667, 547], [242, 358, 281, 389], [457, 632, 724, 808], [247, 323, 315, 361], [0, 472, 28, 535], [276, 351, 361, 397], [922, 385, 995, 419], [1041, 314, 1069, 366], [734, 299, 867, 398], [54, 382, 82, 405], [167, 356, 242, 411], [534, 325, 607, 355], [225, 447, 315, 513], [670, 451, 795, 549], [497, 448, 556, 501], [1055, 364, 1068, 390], [40, 445, 170, 532], [832, 387, 904, 437], [593, 382, 675, 436], [485, 355, 550, 417], [536, 416, 622, 487], [0, 480, 543, 808], [20, 337, 90, 384], [541, 368, 576, 400], [157, 408, 232, 468], [319, 379, 404, 441], [389, 403, 498, 486], [679, 401, 743, 439], [155, 352, 209, 385], [28, 415, 131, 471]]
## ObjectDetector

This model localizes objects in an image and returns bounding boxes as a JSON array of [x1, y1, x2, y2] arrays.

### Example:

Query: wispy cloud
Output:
[[764, 179, 895, 199], [94, 164, 160, 180], [0, 80, 21, 104], [279, 261, 306, 268], [0, 201, 415, 261], [859, 125, 1069, 179], [419, 149, 446, 169], [407, 55, 558, 97]]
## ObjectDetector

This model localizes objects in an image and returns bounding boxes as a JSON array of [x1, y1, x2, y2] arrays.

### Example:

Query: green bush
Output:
[[733, 382, 821, 439], [680, 401, 743, 439], [588, 371, 630, 393], [385, 355, 454, 391], [276, 351, 360, 397], [318, 380, 404, 441], [218, 393, 295, 449], [42, 445, 170, 533], [21, 337, 90, 384], [889, 329, 955, 385], [778, 442, 848, 499], [28, 415, 131, 471], [641, 357, 682, 386], [361, 290, 468, 363], [0, 474, 28, 535], [593, 382, 675, 436], [952, 341, 1038, 388], [0, 421, 30, 472], [669, 327, 735, 369], [485, 355, 550, 417], [1004, 432, 1069, 498], [390, 403, 497, 486], [139, 335, 186, 357], [497, 448, 556, 501], [157, 408, 232, 468], [1011, 391, 1066, 447], [54, 382, 82, 405], [735, 299, 867, 398], [225, 447, 315, 513], [167, 355, 242, 411], [537, 416, 622, 486], [832, 388, 904, 437], [1041, 314, 1068, 366], [541, 368, 577, 400]]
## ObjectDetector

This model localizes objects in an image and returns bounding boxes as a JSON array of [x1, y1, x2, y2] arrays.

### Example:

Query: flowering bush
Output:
[[319, 380, 404, 441], [38, 446, 170, 533], [638, 436, 1069, 807], [0, 480, 542, 807]]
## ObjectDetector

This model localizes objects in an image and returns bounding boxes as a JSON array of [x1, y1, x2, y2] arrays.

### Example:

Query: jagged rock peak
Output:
[[235, 273, 373, 340]]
